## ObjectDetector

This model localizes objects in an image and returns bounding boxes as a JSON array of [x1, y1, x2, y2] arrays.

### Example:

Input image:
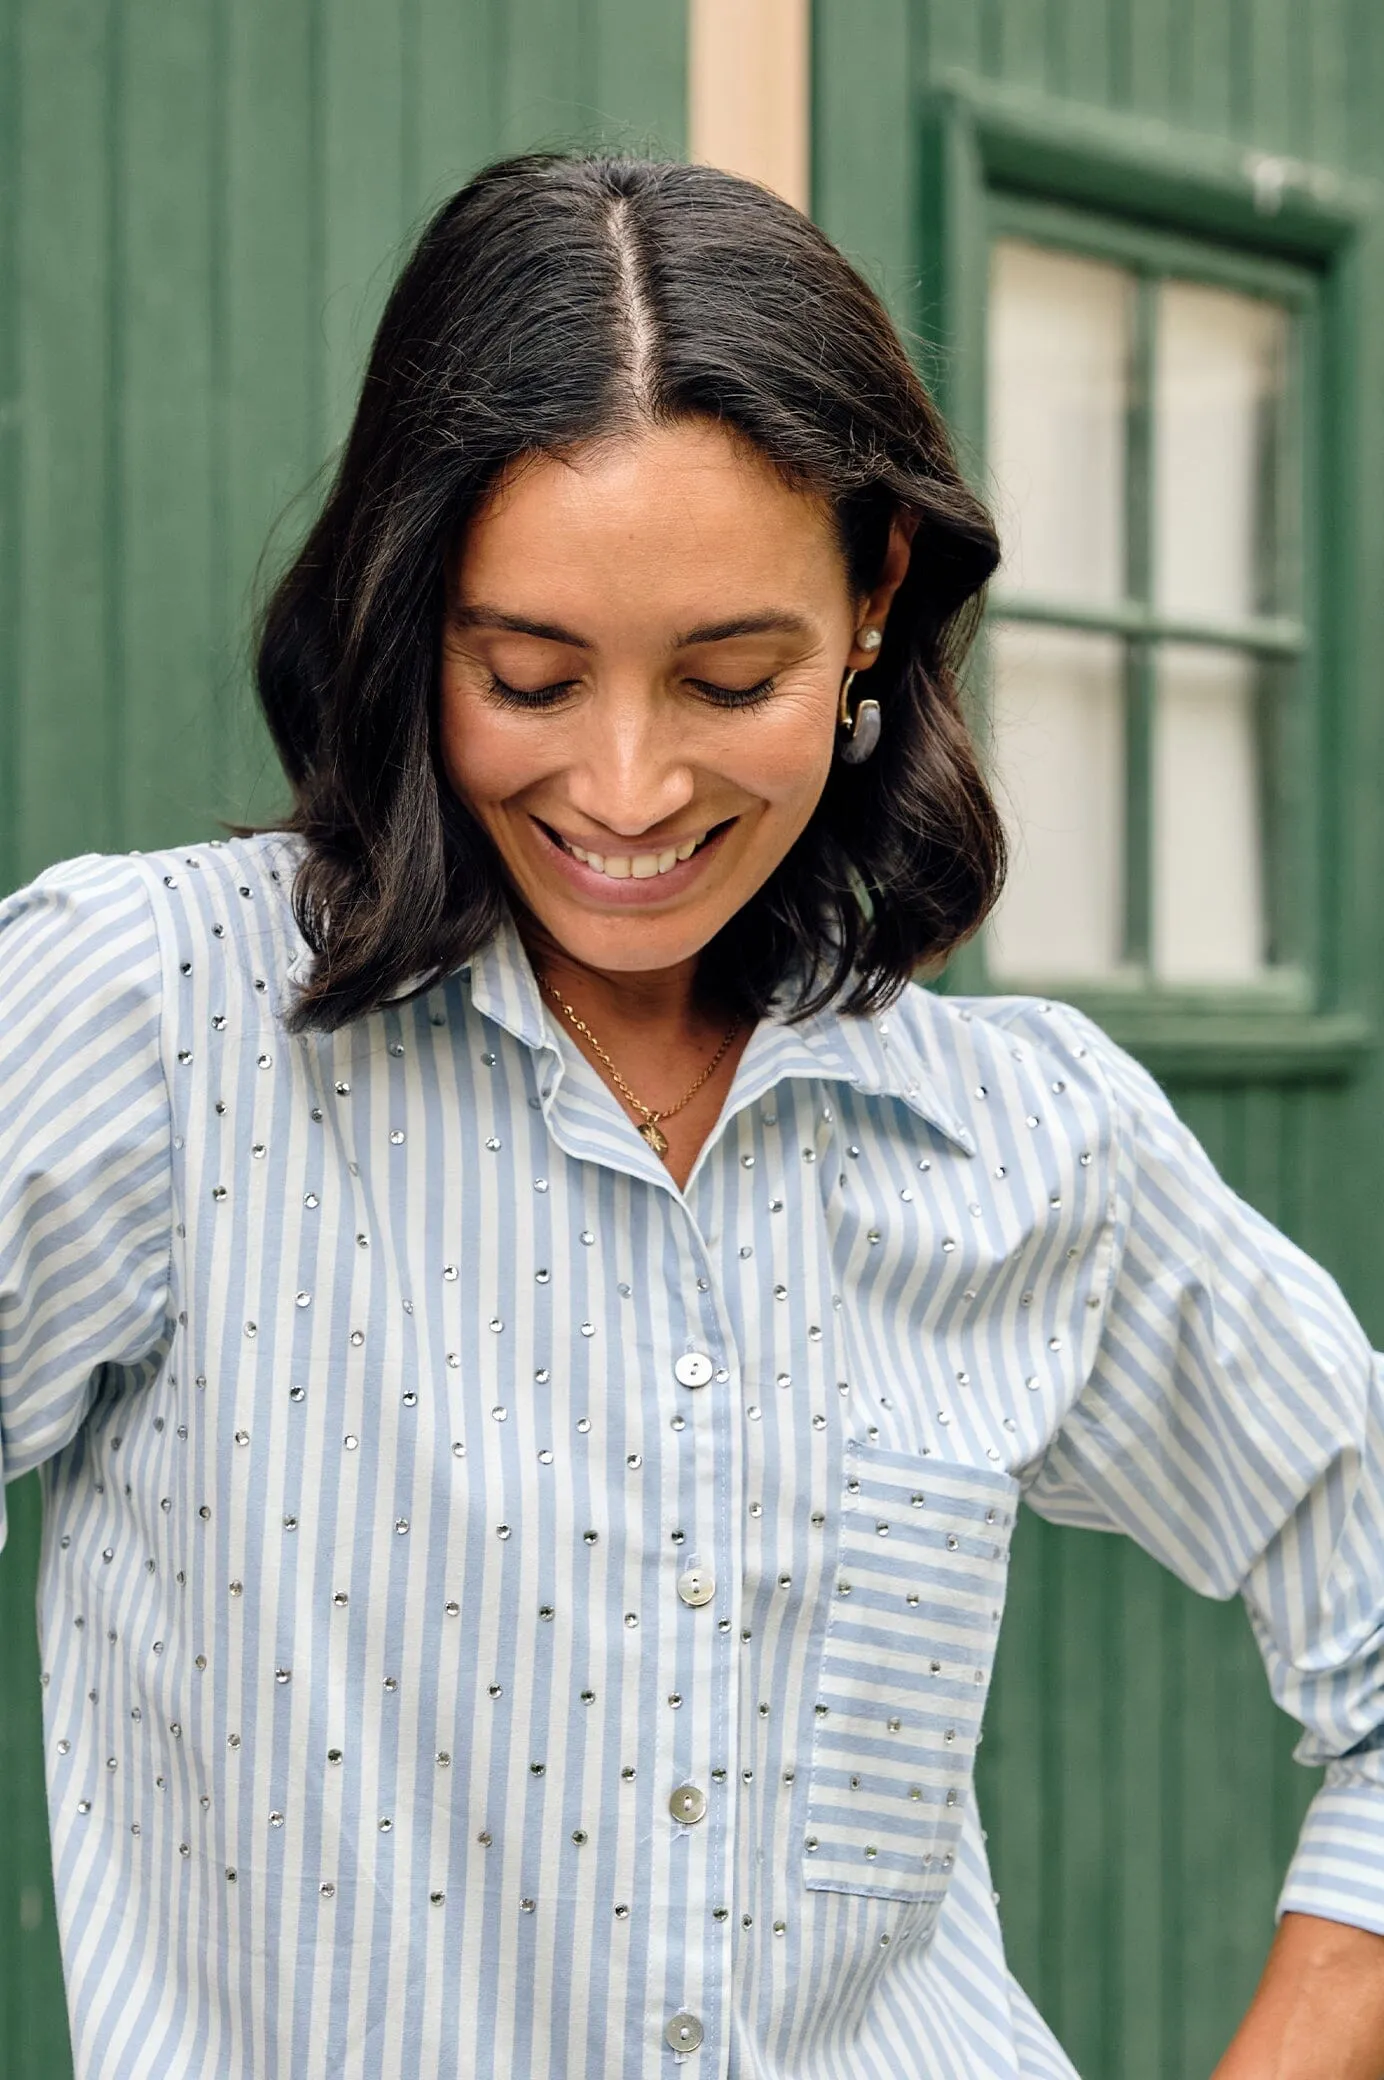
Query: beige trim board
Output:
[[687, 0, 811, 213]]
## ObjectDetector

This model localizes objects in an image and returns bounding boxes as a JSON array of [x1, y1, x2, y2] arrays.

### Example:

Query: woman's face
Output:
[[439, 417, 909, 977]]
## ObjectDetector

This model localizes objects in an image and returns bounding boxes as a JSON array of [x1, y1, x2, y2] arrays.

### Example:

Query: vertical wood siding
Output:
[[0, 6, 683, 2070], [817, 4, 1384, 2073]]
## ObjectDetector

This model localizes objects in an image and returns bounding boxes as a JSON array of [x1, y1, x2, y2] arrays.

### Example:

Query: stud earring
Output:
[[837, 628, 883, 764]]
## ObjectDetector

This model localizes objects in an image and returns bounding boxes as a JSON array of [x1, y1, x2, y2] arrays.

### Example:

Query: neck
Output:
[[519, 915, 706, 1035]]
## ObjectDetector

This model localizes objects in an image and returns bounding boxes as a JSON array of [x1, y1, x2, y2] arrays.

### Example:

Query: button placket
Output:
[[663, 1220, 742, 2072]]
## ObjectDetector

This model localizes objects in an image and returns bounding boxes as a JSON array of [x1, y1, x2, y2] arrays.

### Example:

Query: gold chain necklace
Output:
[[540, 975, 742, 1158]]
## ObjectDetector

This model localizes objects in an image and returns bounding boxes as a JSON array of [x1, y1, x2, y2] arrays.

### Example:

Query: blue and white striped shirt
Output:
[[2, 832, 1381, 2079]]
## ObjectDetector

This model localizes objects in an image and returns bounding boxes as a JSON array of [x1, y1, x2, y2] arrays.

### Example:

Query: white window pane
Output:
[[988, 240, 1130, 606], [1154, 647, 1265, 980], [1155, 284, 1288, 623], [987, 624, 1126, 980]]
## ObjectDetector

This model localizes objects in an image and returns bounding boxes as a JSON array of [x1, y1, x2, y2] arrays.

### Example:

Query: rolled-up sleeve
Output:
[[0, 854, 172, 1551], [1023, 1006, 1384, 1936]]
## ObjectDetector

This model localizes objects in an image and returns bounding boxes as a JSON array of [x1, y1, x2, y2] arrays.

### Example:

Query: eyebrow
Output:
[[449, 605, 816, 650]]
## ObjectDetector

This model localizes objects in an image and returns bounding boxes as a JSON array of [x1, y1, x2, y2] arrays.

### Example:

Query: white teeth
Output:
[[561, 828, 712, 879]]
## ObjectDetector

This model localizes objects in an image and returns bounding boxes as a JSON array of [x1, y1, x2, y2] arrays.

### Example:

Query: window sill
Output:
[[995, 984, 1374, 1082]]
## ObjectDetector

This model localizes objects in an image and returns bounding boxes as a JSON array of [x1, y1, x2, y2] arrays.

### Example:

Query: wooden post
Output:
[[687, 0, 810, 212]]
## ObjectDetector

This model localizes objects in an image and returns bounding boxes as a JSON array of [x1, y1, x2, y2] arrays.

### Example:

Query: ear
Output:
[[848, 511, 918, 669]]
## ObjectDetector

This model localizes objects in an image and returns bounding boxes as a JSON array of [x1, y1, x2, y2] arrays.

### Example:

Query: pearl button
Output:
[[668, 1783, 707, 1825], [677, 1567, 716, 1608], [673, 1351, 714, 1389], [665, 2011, 704, 2052]]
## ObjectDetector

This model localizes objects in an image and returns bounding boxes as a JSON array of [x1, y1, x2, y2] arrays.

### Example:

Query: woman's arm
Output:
[[1213, 1913, 1384, 2079], [1007, 1005, 1384, 2055]]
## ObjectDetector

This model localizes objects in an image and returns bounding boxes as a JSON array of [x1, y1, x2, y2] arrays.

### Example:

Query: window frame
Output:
[[918, 77, 1377, 1082], [985, 197, 1316, 1001]]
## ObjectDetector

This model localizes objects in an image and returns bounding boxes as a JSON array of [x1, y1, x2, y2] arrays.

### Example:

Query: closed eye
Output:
[[483, 672, 580, 710], [688, 676, 777, 710], [483, 670, 779, 712]]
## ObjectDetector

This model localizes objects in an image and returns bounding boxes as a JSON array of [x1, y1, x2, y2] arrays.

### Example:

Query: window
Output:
[[982, 205, 1307, 996]]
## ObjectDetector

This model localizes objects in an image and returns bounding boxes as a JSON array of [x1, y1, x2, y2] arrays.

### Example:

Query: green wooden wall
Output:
[[816, 4, 1384, 2075], [4, 3, 1384, 2077]]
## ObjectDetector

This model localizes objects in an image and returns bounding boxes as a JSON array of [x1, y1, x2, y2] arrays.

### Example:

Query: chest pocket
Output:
[[803, 1443, 1017, 1905]]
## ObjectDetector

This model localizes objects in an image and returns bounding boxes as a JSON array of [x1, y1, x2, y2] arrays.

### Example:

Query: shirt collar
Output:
[[462, 905, 554, 1052], [461, 909, 976, 1156]]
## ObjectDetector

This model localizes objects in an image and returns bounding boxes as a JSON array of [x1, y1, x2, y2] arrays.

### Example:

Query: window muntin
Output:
[[983, 227, 1303, 990]]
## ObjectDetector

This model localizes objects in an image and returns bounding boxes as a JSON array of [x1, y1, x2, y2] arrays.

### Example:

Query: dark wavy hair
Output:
[[255, 151, 1004, 1031]]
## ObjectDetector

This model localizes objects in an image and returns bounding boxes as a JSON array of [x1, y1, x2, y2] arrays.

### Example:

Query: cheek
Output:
[[735, 700, 837, 817], [439, 685, 549, 807]]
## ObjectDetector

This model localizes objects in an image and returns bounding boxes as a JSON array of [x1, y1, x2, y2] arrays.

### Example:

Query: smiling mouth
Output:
[[539, 819, 732, 881]]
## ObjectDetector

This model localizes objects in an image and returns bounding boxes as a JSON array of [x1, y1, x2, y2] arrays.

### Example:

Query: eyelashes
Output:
[[690, 676, 777, 711], [482, 673, 577, 711], [482, 672, 779, 713]]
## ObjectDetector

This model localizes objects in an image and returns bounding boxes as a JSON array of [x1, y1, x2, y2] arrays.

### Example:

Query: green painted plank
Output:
[[117, 0, 219, 851], [1051, 0, 1112, 108], [1346, 0, 1384, 178], [1301, 0, 1347, 169], [812, 0, 918, 335], [1175, 0, 1235, 135], [1175, 1592, 1236, 2072], [1050, 1530, 1119, 2071], [1123, 0, 1176, 119], [1170, 1086, 1232, 1178], [1111, 1539, 1169, 2080], [320, 0, 409, 449], [1240, 1085, 1286, 1223], [590, 0, 686, 157], [923, 0, 986, 77], [501, 0, 590, 156], [1157, 1561, 1188, 2072], [218, 0, 319, 829], [0, 1474, 72, 2075], [414, 0, 503, 209], [1242, 0, 1297, 154], [15, 0, 119, 877], [995, 0, 1048, 91]]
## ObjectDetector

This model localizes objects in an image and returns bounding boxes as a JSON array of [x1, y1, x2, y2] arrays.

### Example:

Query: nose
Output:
[[564, 691, 697, 838]]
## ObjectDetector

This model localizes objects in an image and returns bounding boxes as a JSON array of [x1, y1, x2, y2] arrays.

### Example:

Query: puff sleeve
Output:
[[0, 854, 173, 1550]]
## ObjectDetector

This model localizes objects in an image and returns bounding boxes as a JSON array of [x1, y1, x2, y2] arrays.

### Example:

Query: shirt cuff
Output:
[[1277, 1775, 1384, 1936]]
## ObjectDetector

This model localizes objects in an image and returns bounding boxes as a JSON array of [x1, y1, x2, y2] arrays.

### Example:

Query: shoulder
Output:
[[3, 832, 302, 978], [885, 981, 1169, 1150], [1, 833, 306, 1038], [3, 831, 296, 930], [0, 850, 165, 1021]]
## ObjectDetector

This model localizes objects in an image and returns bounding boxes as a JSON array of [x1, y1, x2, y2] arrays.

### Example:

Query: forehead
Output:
[[456, 418, 845, 615]]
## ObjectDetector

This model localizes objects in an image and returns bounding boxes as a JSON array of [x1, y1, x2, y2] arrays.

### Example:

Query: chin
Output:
[[541, 902, 721, 973]]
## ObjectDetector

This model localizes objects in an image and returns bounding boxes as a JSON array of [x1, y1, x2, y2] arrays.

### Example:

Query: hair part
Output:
[[253, 151, 1005, 1032]]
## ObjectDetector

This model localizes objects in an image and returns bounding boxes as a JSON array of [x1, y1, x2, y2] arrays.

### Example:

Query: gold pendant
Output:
[[639, 1120, 669, 1156]]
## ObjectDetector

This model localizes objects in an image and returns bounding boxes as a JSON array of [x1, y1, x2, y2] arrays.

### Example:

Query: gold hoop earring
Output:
[[837, 667, 881, 764]]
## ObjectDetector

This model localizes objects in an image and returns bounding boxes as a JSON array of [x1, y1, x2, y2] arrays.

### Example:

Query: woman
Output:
[[1, 153, 1381, 2080]]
